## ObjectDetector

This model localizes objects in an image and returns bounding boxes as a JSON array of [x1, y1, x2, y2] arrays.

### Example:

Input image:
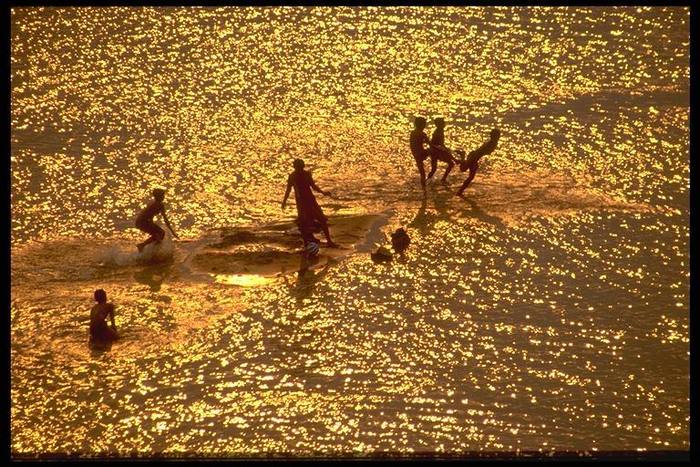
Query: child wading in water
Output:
[[135, 188, 179, 252], [90, 289, 118, 345], [457, 128, 501, 196], [281, 158, 339, 248]]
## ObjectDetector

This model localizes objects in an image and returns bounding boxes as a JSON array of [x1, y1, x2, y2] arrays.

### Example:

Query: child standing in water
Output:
[[281, 159, 339, 248], [89, 289, 118, 344], [135, 188, 179, 252], [427, 117, 457, 183], [457, 128, 501, 195], [409, 116, 431, 191]]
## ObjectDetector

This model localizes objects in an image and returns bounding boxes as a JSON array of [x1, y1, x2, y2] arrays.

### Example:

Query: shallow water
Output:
[[11, 6, 688, 456]]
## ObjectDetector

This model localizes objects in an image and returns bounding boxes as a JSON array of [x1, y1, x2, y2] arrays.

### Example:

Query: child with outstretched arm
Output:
[[135, 188, 179, 252], [281, 158, 339, 248]]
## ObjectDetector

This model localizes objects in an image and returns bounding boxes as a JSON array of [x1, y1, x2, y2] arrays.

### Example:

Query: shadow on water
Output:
[[283, 254, 336, 306], [409, 185, 504, 232], [458, 194, 506, 227]]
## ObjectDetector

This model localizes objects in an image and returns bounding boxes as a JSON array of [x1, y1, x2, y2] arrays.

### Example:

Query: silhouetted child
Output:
[[410, 116, 431, 191], [135, 188, 179, 252], [282, 159, 339, 248], [457, 128, 501, 195], [90, 289, 118, 344], [427, 117, 457, 182], [391, 227, 410, 253]]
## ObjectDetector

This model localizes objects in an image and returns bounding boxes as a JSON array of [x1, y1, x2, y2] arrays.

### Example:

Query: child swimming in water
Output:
[[135, 188, 179, 252], [457, 128, 501, 195], [89, 289, 118, 345]]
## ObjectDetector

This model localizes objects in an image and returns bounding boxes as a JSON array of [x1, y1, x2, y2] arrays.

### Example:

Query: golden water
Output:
[[11, 7, 688, 456]]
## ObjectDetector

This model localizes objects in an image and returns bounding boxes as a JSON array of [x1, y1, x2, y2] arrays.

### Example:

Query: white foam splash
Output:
[[100, 231, 174, 266]]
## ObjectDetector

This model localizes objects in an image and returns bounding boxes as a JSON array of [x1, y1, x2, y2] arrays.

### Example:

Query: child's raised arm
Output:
[[162, 207, 179, 239]]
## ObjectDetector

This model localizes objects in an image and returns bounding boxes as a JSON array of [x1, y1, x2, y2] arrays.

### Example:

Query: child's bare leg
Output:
[[426, 156, 438, 180], [457, 179, 468, 196], [466, 162, 479, 187], [415, 158, 427, 190], [457, 163, 478, 195], [137, 223, 165, 251], [442, 159, 455, 182], [320, 222, 338, 247]]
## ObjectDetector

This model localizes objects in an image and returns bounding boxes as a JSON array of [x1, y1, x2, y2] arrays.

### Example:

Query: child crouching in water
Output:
[[90, 289, 118, 345], [135, 188, 180, 252]]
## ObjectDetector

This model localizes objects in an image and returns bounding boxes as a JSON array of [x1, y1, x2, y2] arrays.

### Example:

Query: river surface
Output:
[[10, 6, 689, 456]]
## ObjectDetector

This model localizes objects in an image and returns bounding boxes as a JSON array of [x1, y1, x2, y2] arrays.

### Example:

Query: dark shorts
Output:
[[136, 220, 165, 239]]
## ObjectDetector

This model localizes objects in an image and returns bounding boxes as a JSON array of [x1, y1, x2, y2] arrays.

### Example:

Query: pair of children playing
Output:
[[90, 191, 175, 346], [410, 116, 501, 194], [134, 158, 337, 263]]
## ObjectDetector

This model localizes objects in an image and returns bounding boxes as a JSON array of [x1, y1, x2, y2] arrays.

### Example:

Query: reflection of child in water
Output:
[[90, 289, 118, 345], [457, 128, 501, 195], [279, 254, 320, 298], [288, 256, 332, 300]]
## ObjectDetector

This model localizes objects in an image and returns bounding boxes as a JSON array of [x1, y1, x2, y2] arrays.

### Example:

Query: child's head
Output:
[[293, 159, 305, 170], [152, 188, 166, 201], [94, 289, 107, 303], [490, 128, 501, 141], [414, 116, 426, 130], [434, 117, 445, 128]]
